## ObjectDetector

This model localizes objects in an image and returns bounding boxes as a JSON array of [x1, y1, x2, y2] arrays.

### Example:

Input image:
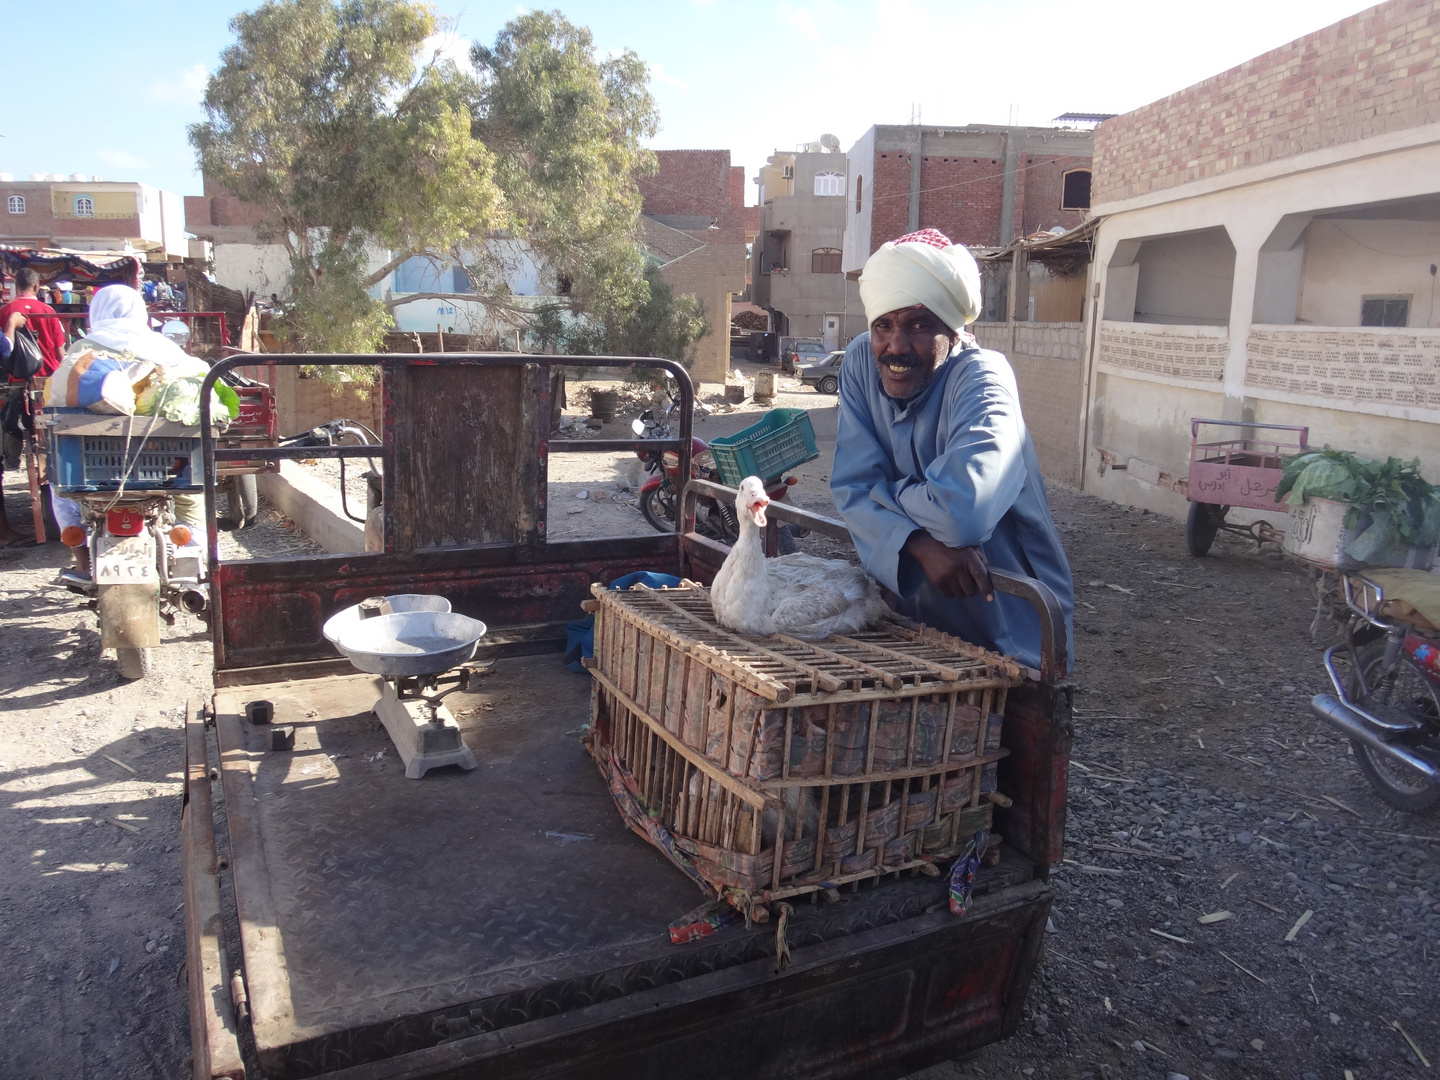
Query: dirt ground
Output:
[[3, 390, 1437, 1077]]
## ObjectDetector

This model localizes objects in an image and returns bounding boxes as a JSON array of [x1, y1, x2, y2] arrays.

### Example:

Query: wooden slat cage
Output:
[[585, 583, 1024, 902]]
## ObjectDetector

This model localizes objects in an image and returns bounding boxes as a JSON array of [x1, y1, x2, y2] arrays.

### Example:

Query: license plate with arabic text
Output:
[[95, 533, 158, 585]]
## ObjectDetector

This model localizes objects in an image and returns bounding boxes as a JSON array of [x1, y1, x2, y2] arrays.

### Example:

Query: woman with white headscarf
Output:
[[49, 285, 218, 568], [82, 283, 195, 367]]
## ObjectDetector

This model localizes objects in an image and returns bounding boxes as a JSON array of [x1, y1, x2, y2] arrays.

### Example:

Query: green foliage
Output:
[[192, 3, 661, 374], [1276, 446, 1440, 551], [471, 11, 658, 324], [191, 0, 502, 366], [275, 242, 393, 373], [533, 263, 708, 372]]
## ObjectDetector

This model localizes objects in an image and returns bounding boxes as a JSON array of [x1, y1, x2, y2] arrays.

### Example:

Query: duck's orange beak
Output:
[[749, 494, 770, 528]]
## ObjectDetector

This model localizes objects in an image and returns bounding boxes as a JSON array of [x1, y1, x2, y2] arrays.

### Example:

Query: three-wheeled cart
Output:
[[183, 351, 1072, 1080], [1184, 418, 1308, 557]]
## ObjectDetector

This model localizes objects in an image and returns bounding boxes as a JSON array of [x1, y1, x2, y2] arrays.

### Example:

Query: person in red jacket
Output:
[[1, 267, 66, 543], [1, 267, 65, 376]]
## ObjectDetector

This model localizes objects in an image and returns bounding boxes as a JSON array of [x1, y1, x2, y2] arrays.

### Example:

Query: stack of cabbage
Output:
[[1276, 447, 1440, 562]]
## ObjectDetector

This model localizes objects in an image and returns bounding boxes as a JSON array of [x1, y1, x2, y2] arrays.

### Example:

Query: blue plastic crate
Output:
[[708, 408, 819, 486], [46, 409, 205, 492]]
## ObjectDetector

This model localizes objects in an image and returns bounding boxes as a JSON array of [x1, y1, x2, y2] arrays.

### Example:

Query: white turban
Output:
[[858, 229, 981, 332]]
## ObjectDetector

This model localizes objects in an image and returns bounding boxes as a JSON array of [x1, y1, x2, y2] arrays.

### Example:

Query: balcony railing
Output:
[[1097, 321, 1228, 383], [1247, 325, 1440, 412]]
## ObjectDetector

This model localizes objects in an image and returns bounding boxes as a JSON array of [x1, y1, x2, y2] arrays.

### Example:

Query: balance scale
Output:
[[325, 596, 489, 779]]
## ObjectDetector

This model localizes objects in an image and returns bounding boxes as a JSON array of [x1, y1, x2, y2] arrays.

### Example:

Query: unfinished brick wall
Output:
[[970, 322, 1084, 484], [639, 150, 737, 217], [1018, 156, 1091, 236], [1094, 0, 1440, 204], [917, 156, 1006, 247], [863, 142, 1090, 252], [870, 152, 915, 250]]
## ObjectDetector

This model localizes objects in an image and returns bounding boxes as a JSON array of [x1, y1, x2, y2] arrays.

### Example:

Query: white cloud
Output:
[[146, 63, 208, 107], [649, 63, 688, 91], [423, 29, 473, 71], [98, 150, 153, 171], [776, 0, 843, 42]]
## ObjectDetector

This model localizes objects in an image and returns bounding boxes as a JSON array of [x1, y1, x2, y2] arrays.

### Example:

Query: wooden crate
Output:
[[584, 582, 1022, 903]]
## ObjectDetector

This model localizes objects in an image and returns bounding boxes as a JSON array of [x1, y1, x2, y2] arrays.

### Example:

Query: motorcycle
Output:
[[631, 407, 801, 550], [1311, 571, 1440, 812], [57, 494, 208, 680]]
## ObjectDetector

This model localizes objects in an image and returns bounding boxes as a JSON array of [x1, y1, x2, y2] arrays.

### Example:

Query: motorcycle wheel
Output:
[[116, 646, 153, 681], [1348, 641, 1440, 813], [639, 485, 676, 533]]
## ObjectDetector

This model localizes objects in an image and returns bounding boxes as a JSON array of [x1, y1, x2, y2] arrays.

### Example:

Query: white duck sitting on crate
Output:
[[710, 475, 891, 640]]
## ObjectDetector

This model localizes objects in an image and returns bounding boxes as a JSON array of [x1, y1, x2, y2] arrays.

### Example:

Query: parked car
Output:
[[796, 349, 844, 394]]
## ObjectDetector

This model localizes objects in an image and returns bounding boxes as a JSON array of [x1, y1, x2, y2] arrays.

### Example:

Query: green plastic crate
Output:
[[708, 408, 820, 486]]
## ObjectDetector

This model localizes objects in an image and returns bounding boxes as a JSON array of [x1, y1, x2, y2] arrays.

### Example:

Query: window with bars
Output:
[[73, 195, 94, 218], [813, 171, 845, 197], [811, 248, 842, 274], [1361, 296, 1410, 327], [7, 195, 24, 214]]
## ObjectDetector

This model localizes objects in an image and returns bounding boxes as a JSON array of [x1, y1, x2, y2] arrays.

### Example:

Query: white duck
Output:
[[710, 476, 891, 640]]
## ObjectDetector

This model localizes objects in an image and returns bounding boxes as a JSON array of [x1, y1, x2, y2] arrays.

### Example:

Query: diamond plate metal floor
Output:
[[212, 655, 1039, 1078], [215, 659, 703, 1056]]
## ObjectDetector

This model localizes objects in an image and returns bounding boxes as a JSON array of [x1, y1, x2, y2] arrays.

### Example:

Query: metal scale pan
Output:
[[329, 599, 489, 779], [334, 611, 489, 678]]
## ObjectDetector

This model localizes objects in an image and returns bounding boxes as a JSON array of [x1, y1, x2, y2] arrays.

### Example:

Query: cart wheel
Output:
[[1185, 502, 1225, 557]]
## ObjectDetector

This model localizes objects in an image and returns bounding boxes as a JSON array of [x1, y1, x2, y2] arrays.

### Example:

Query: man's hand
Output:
[[903, 530, 994, 601], [4, 312, 26, 335]]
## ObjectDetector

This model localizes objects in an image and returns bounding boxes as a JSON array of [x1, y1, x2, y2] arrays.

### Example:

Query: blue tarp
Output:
[[564, 572, 683, 672]]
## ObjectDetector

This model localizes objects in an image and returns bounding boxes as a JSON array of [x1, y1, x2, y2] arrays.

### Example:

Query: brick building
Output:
[[638, 150, 758, 382], [841, 125, 1094, 273], [1085, 0, 1440, 518], [0, 177, 188, 259]]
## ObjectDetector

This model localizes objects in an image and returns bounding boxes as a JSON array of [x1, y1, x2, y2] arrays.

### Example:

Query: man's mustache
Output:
[[879, 353, 927, 371]]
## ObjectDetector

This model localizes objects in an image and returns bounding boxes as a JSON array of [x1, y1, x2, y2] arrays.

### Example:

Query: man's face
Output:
[[869, 306, 956, 401]]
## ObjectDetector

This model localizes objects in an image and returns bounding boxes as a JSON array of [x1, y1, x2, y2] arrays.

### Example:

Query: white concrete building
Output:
[[1083, 0, 1440, 518]]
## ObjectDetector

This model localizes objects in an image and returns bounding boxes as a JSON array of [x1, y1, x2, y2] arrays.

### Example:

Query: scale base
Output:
[[373, 683, 478, 779]]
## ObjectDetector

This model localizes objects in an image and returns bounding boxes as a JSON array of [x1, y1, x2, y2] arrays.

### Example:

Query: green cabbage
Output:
[[1277, 446, 1440, 550]]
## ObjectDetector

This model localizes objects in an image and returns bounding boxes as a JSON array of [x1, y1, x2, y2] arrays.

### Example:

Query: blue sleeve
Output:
[[869, 356, 1027, 549], [0, 331, 10, 360], [829, 338, 924, 594]]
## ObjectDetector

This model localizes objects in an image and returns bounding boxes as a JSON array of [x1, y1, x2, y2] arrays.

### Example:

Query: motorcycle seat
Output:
[[1357, 568, 1440, 633]]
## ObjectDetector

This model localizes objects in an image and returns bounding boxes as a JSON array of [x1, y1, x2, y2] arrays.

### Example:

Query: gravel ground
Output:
[[3, 463, 1437, 1078], [921, 486, 1440, 1080]]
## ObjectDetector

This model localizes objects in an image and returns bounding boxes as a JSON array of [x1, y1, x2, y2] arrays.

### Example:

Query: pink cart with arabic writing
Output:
[[1185, 418, 1309, 557]]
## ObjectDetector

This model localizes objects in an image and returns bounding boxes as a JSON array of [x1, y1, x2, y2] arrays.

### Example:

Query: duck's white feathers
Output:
[[710, 477, 890, 640]]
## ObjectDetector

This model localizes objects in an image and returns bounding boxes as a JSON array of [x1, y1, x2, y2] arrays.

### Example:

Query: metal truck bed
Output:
[[187, 655, 1050, 1079], [185, 353, 1069, 1080]]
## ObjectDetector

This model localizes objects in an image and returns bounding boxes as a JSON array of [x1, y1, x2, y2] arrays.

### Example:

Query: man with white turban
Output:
[[829, 229, 1074, 672]]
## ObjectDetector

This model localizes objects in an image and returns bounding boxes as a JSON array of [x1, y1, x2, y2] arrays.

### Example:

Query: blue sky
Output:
[[1, 0, 1373, 203]]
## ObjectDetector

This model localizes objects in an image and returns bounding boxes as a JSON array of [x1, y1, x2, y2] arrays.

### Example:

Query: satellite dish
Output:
[[819, 133, 840, 151]]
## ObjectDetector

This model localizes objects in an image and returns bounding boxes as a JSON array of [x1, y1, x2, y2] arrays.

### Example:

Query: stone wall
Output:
[[971, 321, 1085, 485], [1093, 0, 1440, 204]]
